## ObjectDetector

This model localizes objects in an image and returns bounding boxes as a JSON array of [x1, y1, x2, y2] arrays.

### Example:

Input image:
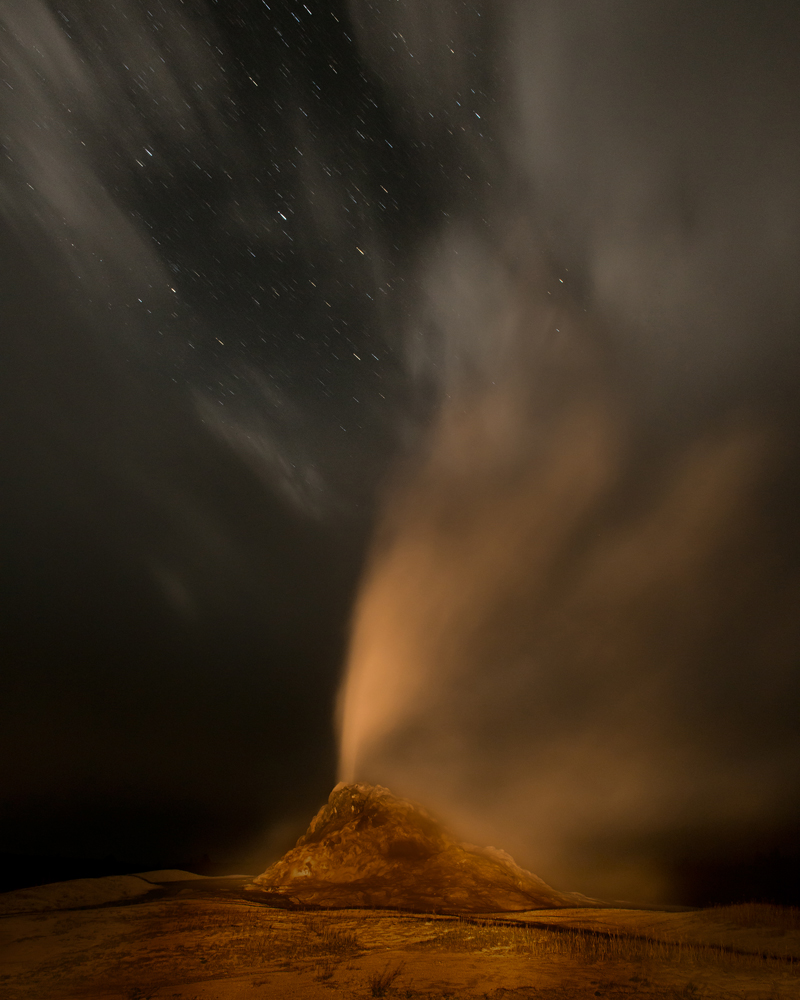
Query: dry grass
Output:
[[133, 902, 361, 965], [5, 899, 800, 1000], [0, 902, 364, 997], [415, 916, 800, 976], [705, 903, 800, 931]]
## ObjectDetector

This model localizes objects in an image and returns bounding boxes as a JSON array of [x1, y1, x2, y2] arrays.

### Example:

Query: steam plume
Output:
[[338, 2, 800, 902]]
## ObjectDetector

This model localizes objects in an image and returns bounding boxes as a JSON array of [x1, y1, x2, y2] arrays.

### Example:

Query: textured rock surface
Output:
[[253, 782, 575, 912]]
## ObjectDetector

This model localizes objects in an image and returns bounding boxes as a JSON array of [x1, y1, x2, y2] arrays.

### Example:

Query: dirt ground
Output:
[[1, 875, 798, 999]]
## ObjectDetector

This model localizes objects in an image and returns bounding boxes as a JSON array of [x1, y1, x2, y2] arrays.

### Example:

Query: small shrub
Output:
[[368, 961, 405, 996], [315, 959, 335, 981]]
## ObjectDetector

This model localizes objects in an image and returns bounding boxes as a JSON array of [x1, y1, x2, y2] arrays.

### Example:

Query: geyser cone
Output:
[[253, 782, 580, 912]]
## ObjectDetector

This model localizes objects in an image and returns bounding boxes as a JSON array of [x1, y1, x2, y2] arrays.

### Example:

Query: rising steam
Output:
[[338, 1, 800, 903]]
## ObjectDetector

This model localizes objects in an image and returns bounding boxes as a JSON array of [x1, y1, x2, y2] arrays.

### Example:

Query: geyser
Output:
[[336, 1, 800, 905], [253, 782, 582, 912], [336, 303, 795, 903]]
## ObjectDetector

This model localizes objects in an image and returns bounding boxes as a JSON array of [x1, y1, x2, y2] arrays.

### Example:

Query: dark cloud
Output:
[[0, 0, 392, 875]]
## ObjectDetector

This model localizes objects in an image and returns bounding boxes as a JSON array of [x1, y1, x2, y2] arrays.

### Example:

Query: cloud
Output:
[[196, 371, 332, 520], [506, 1, 800, 384], [0, 0, 230, 299]]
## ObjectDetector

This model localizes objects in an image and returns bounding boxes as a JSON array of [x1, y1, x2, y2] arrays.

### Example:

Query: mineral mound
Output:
[[252, 782, 576, 912]]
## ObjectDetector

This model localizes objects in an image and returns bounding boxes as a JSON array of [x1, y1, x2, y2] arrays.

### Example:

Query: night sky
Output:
[[2, 1, 800, 906]]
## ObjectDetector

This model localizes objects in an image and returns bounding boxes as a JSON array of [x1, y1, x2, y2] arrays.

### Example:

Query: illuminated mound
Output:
[[252, 782, 573, 912]]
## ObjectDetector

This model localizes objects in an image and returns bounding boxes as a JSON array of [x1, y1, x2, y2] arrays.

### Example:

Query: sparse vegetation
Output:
[[126, 901, 361, 969], [414, 916, 800, 976], [4, 898, 800, 999], [706, 903, 800, 931], [368, 960, 405, 996]]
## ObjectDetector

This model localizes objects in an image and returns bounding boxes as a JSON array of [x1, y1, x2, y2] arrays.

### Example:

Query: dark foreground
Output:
[[1, 872, 798, 999]]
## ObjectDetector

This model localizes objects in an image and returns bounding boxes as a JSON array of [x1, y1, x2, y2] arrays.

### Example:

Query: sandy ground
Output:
[[1, 876, 798, 999]]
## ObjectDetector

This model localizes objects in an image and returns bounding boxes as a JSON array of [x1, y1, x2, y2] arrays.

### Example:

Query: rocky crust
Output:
[[252, 782, 574, 912]]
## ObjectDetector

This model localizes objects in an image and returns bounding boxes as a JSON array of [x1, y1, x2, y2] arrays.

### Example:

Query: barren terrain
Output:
[[1, 873, 798, 999]]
